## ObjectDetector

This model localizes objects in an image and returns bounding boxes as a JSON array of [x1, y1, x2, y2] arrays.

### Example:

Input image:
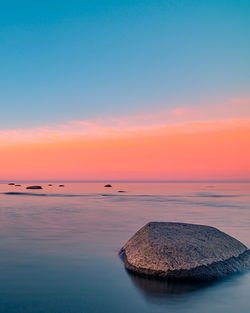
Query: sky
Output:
[[0, 0, 249, 180]]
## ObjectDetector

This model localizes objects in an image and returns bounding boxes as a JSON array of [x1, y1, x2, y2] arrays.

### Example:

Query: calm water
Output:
[[0, 182, 249, 313]]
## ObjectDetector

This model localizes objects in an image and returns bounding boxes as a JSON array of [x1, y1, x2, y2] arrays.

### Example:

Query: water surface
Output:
[[0, 182, 249, 313]]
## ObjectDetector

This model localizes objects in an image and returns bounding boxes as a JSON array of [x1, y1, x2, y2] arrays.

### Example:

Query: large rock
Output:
[[119, 222, 250, 280]]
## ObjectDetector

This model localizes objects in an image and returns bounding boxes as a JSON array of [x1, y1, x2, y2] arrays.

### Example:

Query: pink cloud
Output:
[[171, 107, 191, 116], [0, 97, 249, 146]]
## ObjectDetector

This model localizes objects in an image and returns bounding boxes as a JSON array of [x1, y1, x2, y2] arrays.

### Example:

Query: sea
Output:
[[0, 182, 249, 313]]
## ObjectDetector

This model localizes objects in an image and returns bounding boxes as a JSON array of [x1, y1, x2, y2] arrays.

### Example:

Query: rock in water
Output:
[[26, 186, 42, 189], [119, 222, 250, 280], [104, 184, 112, 187], [59, 185, 65, 187]]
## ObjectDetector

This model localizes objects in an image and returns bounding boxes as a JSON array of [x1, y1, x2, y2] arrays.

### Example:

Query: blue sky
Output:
[[0, 0, 249, 129]]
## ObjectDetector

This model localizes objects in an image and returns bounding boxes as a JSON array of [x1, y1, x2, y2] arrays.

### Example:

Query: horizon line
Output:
[[1, 180, 250, 183]]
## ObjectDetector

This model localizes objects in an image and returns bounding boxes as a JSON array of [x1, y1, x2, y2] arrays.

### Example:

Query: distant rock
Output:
[[15, 185, 21, 187], [118, 190, 126, 193], [48, 184, 53, 186], [8, 183, 15, 185], [26, 186, 42, 190], [104, 184, 112, 187], [119, 222, 250, 281], [59, 184, 65, 187]]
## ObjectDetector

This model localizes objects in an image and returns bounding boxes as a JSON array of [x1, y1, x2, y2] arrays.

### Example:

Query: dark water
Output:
[[0, 182, 249, 313]]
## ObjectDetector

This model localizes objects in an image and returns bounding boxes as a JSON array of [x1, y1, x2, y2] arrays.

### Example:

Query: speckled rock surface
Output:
[[119, 222, 250, 280]]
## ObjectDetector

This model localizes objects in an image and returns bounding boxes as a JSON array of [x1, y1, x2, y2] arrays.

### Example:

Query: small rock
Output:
[[15, 185, 21, 187], [48, 184, 53, 186], [59, 185, 65, 187], [8, 183, 15, 185], [118, 190, 126, 193], [104, 184, 112, 187], [26, 186, 42, 190]]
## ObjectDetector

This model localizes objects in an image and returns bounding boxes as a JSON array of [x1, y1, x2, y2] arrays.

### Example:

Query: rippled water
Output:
[[0, 182, 249, 313]]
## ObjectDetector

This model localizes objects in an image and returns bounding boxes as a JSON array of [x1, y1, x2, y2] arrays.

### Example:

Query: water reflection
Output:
[[125, 270, 214, 297]]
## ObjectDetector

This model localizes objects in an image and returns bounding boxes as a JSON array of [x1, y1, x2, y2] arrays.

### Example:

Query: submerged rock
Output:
[[15, 184, 21, 187], [59, 184, 65, 187], [127, 271, 214, 296], [26, 186, 42, 190], [119, 222, 250, 281], [48, 184, 53, 186], [8, 183, 15, 185], [104, 184, 112, 187]]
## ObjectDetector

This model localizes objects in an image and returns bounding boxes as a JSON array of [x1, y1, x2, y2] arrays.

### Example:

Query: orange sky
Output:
[[1, 113, 250, 181]]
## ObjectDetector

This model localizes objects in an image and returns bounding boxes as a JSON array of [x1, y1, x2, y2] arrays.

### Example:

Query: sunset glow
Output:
[[1, 100, 250, 181]]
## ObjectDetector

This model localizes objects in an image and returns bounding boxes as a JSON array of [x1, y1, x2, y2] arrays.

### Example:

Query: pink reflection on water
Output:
[[0, 182, 249, 257]]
